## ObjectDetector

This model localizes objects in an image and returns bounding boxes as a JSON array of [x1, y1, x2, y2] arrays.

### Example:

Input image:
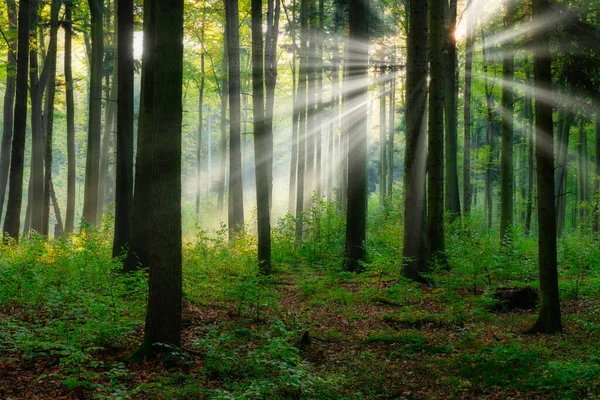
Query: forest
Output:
[[1, 0, 600, 397]]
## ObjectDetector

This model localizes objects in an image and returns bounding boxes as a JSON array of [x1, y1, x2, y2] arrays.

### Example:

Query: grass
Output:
[[1, 201, 600, 398]]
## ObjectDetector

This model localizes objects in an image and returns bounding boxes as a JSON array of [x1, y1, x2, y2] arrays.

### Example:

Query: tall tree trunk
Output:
[[64, 1, 76, 234], [113, 0, 134, 257], [83, 0, 104, 227], [343, 0, 368, 272], [98, 72, 116, 221], [428, 0, 445, 260], [28, 0, 45, 234], [555, 111, 571, 237], [462, 3, 473, 217], [218, 44, 228, 210], [42, 0, 61, 236], [287, 0, 298, 214], [265, 0, 280, 210], [124, 0, 154, 272], [529, 0, 561, 334], [226, 0, 244, 237], [402, 0, 429, 281], [387, 45, 396, 199], [444, 0, 460, 221], [524, 64, 535, 235], [379, 78, 387, 206], [196, 62, 205, 216], [295, 0, 308, 243], [0, 0, 17, 226], [314, 0, 323, 201], [303, 0, 316, 212], [577, 118, 585, 228], [500, 1, 514, 241], [252, 0, 272, 273], [3, 0, 29, 241], [137, 0, 184, 352], [482, 29, 494, 229], [331, 33, 340, 203]]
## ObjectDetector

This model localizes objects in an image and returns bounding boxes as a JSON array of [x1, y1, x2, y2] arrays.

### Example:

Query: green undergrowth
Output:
[[1, 202, 600, 398]]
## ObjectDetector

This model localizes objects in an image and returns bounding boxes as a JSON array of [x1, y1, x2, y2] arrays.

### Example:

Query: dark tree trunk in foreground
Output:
[[113, 0, 134, 257], [82, 0, 104, 227], [0, 0, 17, 225], [343, 0, 368, 272], [64, 1, 76, 234], [529, 0, 561, 334], [135, 0, 184, 354], [124, 0, 155, 272], [444, 0, 460, 221], [251, 0, 272, 273], [500, 1, 514, 241], [264, 0, 279, 210], [428, 0, 444, 261], [295, 0, 308, 243], [3, 0, 30, 241], [226, 0, 244, 238], [402, 0, 429, 281]]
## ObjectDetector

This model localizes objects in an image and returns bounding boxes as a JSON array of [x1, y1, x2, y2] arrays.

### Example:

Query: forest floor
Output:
[[1, 217, 600, 399]]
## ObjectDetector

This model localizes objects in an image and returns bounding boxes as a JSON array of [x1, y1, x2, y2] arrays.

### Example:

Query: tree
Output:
[[402, 0, 428, 281], [529, 0, 561, 334], [82, 0, 104, 227], [462, 2, 474, 216], [124, 0, 155, 272], [0, 0, 17, 226], [295, 0, 308, 243], [428, 0, 445, 261], [251, 0, 272, 273], [136, 0, 184, 353], [113, 0, 134, 257], [3, 0, 30, 241], [444, 0, 460, 220], [64, 0, 76, 234], [226, 0, 244, 238], [343, 0, 368, 272], [500, 0, 515, 241], [42, 0, 62, 236]]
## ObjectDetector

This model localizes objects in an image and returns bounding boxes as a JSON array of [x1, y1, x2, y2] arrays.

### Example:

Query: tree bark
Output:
[[529, 0, 561, 334], [444, 0, 460, 221], [3, 0, 29, 241], [295, 0, 308, 243], [500, 2, 514, 241], [82, 0, 104, 227], [218, 44, 228, 210], [462, 3, 473, 217], [0, 0, 17, 226], [524, 64, 535, 235], [402, 0, 429, 281], [379, 78, 387, 206], [343, 0, 368, 272], [64, 1, 76, 234], [428, 0, 445, 260], [113, 0, 134, 258], [226, 0, 244, 238]]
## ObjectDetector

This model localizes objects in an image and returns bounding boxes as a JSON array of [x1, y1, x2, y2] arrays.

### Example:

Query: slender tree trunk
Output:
[[314, 0, 323, 201], [218, 44, 228, 210], [524, 65, 535, 235], [28, 0, 45, 234], [196, 63, 205, 216], [265, 0, 279, 211], [98, 72, 116, 221], [343, 0, 368, 272], [444, 0, 460, 221], [556, 111, 571, 237], [500, 2, 514, 241], [428, 0, 445, 260], [287, 0, 298, 214], [83, 0, 104, 227], [331, 33, 340, 203], [124, 0, 154, 272], [594, 96, 600, 233], [0, 0, 17, 226], [113, 0, 134, 257], [462, 4, 473, 217], [529, 0, 561, 334], [42, 0, 61, 236], [577, 118, 585, 228], [226, 0, 244, 237], [379, 78, 387, 206], [387, 46, 396, 199], [482, 29, 494, 229], [295, 0, 308, 243], [402, 0, 429, 281], [252, 0, 272, 273], [303, 0, 316, 212], [64, 2, 76, 234], [3, 0, 29, 241]]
